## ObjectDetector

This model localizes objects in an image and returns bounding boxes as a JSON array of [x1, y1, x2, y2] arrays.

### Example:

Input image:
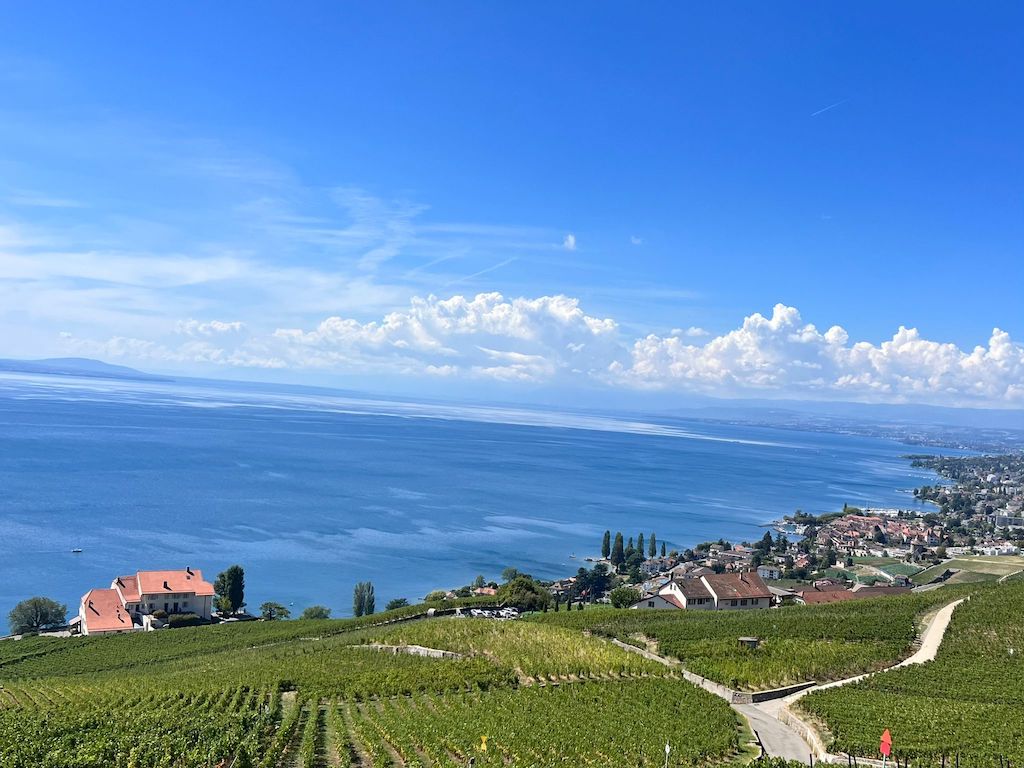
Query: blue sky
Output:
[[1, 4, 1022, 407]]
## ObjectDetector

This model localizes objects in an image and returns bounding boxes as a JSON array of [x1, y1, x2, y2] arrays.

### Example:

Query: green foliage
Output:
[[258, 601, 290, 620], [601, 529, 611, 559], [649, 532, 657, 558], [167, 612, 205, 628], [352, 581, 375, 617], [368, 618, 664, 680], [234, 743, 253, 768], [7, 596, 67, 634], [214, 565, 245, 615], [384, 597, 409, 611], [611, 531, 625, 567], [300, 605, 331, 620], [533, 587, 977, 690], [801, 583, 1020, 765], [497, 575, 551, 612], [343, 679, 737, 766], [609, 586, 641, 608]]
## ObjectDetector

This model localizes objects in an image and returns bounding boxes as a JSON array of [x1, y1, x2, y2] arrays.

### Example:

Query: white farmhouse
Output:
[[79, 567, 216, 636]]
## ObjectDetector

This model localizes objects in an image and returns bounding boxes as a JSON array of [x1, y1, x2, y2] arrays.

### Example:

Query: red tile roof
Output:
[[137, 568, 215, 597], [673, 578, 714, 602], [81, 588, 134, 633], [112, 574, 141, 602], [702, 572, 771, 600], [799, 589, 858, 605]]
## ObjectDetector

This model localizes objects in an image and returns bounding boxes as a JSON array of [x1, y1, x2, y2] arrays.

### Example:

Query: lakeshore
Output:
[[0, 375, 955, 620]]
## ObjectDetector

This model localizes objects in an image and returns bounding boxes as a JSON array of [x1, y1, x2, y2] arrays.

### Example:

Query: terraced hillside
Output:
[[531, 587, 974, 690], [0, 585, 994, 767], [799, 581, 1023, 766], [0, 606, 740, 768]]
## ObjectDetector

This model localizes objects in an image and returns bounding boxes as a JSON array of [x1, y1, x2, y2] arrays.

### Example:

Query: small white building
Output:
[[756, 564, 782, 580]]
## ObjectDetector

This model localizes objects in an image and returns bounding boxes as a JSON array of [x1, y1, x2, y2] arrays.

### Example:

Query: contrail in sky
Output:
[[810, 98, 850, 117]]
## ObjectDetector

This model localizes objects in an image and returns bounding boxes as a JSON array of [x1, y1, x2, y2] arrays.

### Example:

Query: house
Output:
[[473, 587, 498, 596], [640, 557, 674, 576], [767, 585, 796, 606], [640, 571, 771, 611], [701, 572, 772, 610], [660, 577, 716, 610], [795, 584, 911, 605], [795, 588, 859, 606], [630, 593, 685, 610], [79, 588, 137, 636], [116, 567, 216, 619], [979, 543, 1020, 556], [756, 564, 782, 580], [79, 566, 216, 636]]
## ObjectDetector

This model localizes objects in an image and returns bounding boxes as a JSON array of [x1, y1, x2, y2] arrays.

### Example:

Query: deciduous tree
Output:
[[214, 565, 246, 615], [259, 602, 290, 620], [8, 596, 67, 634], [609, 586, 641, 609], [300, 605, 330, 620]]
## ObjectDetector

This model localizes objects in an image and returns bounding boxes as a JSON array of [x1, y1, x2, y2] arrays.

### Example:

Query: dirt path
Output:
[[608, 598, 967, 765], [787, 596, 965, 702]]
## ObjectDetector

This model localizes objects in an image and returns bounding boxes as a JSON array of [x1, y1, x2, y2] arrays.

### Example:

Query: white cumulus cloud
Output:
[[175, 319, 247, 337], [57, 296, 1024, 408], [562, 233, 577, 251], [618, 303, 1024, 406]]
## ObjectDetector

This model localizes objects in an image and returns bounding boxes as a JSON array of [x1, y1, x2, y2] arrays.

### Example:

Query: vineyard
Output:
[[798, 581, 1023, 766], [0, 601, 744, 767], [364, 617, 668, 681], [531, 587, 974, 690], [0, 585, 1004, 767], [336, 678, 739, 767]]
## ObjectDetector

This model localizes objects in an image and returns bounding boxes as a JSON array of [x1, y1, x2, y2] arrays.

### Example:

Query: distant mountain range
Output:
[[0, 357, 171, 382]]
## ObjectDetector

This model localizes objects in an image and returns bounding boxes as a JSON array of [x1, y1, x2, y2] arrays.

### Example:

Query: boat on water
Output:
[[71, 548, 83, 553]]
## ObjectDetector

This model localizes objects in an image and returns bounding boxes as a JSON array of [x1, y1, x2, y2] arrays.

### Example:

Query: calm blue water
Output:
[[0, 373, 949, 622]]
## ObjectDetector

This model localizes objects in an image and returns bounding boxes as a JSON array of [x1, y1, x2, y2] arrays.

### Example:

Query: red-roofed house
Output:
[[635, 571, 771, 612], [78, 566, 216, 635], [79, 588, 136, 636], [133, 567, 215, 618]]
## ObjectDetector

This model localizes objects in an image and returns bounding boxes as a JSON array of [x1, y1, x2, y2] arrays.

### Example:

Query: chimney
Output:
[[185, 566, 193, 578], [163, 580, 170, 590]]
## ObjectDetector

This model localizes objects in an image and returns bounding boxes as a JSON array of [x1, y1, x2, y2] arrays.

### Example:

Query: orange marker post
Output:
[[880, 729, 892, 767]]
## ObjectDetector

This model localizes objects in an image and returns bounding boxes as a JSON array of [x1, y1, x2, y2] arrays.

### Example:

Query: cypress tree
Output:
[[611, 532, 625, 568], [661, 542, 666, 558], [649, 533, 657, 558], [636, 533, 645, 558], [353, 581, 375, 617], [601, 530, 611, 559]]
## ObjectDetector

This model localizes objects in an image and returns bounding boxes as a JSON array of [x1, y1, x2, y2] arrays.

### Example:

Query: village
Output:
[[539, 457, 1024, 611]]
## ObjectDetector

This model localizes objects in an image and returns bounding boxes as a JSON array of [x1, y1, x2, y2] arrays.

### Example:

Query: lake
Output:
[[0, 373, 948, 621]]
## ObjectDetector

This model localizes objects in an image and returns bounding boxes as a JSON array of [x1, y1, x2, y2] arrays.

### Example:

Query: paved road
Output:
[[736, 700, 814, 764]]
